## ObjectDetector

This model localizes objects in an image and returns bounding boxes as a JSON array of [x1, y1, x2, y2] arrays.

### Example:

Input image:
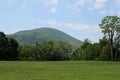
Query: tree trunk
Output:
[[110, 45, 114, 60], [110, 38, 114, 61], [115, 41, 119, 60], [115, 48, 118, 60]]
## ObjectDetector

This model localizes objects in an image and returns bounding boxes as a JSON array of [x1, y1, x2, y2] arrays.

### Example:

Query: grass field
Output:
[[0, 61, 120, 80]]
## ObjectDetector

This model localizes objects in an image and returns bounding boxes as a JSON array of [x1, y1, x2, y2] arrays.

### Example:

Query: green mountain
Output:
[[8, 28, 83, 47]]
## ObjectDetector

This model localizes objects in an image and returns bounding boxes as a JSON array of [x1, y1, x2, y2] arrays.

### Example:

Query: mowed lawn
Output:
[[0, 61, 120, 80]]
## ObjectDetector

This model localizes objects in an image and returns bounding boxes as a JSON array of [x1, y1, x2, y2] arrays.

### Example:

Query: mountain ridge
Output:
[[8, 27, 83, 47]]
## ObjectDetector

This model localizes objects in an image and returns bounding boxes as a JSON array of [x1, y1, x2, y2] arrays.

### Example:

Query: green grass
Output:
[[0, 61, 120, 80]]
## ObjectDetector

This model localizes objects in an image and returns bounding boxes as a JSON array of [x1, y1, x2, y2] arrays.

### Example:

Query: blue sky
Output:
[[0, 0, 120, 42]]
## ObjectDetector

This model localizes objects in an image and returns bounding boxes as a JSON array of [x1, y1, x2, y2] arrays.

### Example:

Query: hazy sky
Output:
[[0, 0, 120, 42]]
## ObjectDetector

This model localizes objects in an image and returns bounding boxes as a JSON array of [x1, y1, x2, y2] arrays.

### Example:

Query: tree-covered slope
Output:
[[8, 28, 82, 47]]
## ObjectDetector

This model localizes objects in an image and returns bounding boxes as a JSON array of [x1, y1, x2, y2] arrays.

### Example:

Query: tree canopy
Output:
[[99, 16, 120, 60], [0, 32, 19, 60]]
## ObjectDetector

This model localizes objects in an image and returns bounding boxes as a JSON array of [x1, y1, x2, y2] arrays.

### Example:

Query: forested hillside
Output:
[[8, 28, 82, 47]]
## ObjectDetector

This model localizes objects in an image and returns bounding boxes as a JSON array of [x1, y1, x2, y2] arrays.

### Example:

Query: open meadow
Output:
[[0, 61, 120, 80]]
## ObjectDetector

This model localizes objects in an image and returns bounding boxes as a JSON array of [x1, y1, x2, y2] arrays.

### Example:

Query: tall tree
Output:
[[114, 28, 120, 60], [0, 32, 8, 60], [99, 16, 120, 60], [8, 38, 19, 60], [99, 37, 110, 60], [0, 32, 19, 60]]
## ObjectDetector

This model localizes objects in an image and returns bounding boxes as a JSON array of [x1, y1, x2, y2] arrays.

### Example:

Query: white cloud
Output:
[[37, 18, 46, 23], [51, 7, 57, 14], [117, 11, 120, 17], [67, 0, 106, 12], [100, 10, 107, 14], [7, 0, 28, 9], [94, 0, 107, 9], [99, 9, 120, 16], [8, 0, 14, 3], [88, 7, 93, 11], [74, 0, 85, 7], [88, 0, 94, 3], [39, 0, 58, 13], [21, 0, 28, 9], [36, 18, 101, 33], [65, 23, 101, 33], [47, 19, 60, 27], [40, 18, 101, 33], [67, 0, 86, 12], [7, 0, 16, 5], [65, 23, 89, 30], [91, 25, 101, 33], [40, 0, 58, 6], [116, 0, 120, 5], [36, 18, 60, 27], [51, 0, 58, 5], [46, 19, 100, 33], [40, 0, 50, 6]]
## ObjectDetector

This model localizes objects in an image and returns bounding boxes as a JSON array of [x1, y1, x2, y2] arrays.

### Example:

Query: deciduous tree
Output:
[[99, 16, 120, 60]]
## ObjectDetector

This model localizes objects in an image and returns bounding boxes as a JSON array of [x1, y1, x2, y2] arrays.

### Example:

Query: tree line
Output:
[[0, 32, 72, 61], [72, 16, 120, 61], [73, 16, 120, 61], [0, 16, 120, 61]]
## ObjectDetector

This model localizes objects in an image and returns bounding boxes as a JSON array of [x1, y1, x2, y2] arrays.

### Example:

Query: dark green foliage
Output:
[[72, 39, 91, 60], [18, 40, 72, 61], [99, 45, 110, 60], [99, 16, 120, 60], [0, 32, 8, 48], [6, 38, 19, 60], [0, 32, 19, 60], [72, 16, 120, 61], [99, 37, 111, 60], [8, 28, 82, 47], [37, 40, 72, 61], [0, 32, 8, 60], [37, 40, 55, 61], [84, 44, 100, 60], [72, 38, 111, 61], [18, 45, 41, 61], [71, 48, 83, 60]]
